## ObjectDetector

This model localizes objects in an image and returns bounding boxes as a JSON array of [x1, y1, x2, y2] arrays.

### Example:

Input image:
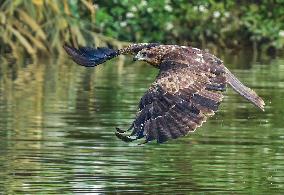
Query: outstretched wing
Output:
[[116, 60, 227, 144], [63, 44, 118, 67], [63, 43, 160, 67]]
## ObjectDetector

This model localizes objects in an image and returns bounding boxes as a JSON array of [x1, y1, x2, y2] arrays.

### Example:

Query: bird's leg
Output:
[[115, 122, 134, 133], [115, 131, 137, 142], [127, 123, 134, 131], [115, 122, 144, 142], [115, 127, 126, 133], [115, 124, 150, 144]]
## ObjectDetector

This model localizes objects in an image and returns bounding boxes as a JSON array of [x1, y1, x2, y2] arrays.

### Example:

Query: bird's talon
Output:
[[115, 132, 137, 142], [115, 127, 126, 133]]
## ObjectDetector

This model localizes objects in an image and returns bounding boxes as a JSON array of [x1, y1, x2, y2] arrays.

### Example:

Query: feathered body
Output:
[[64, 43, 264, 144]]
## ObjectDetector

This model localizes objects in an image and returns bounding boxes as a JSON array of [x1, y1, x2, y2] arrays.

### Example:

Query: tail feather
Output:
[[63, 44, 118, 67], [225, 68, 265, 111]]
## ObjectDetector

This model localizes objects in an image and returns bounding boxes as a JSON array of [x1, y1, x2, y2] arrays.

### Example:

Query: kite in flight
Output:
[[63, 43, 265, 144]]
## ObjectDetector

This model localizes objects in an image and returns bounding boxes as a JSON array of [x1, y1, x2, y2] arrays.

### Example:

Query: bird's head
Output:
[[133, 47, 164, 67]]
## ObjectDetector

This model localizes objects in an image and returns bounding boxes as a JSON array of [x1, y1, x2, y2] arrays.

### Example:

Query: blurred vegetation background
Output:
[[0, 0, 284, 60]]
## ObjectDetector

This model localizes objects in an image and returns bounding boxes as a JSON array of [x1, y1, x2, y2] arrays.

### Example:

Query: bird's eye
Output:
[[141, 52, 146, 56]]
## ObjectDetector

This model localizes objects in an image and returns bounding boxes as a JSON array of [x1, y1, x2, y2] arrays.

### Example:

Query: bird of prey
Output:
[[63, 43, 265, 144]]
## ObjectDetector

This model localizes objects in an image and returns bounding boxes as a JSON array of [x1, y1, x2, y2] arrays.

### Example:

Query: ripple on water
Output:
[[0, 57, 284, 194]]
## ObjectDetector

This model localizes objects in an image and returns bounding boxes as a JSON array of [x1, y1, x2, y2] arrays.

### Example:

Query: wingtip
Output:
[[62, 43, 68, 48], [63, 44, 76, 57], [63, 44, 114, 67]]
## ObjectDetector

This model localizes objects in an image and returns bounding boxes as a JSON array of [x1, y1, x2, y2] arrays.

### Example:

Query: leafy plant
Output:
[[1, 0, 283, 60], [95, 0, 284, 51], [0, 0, 127, 59]]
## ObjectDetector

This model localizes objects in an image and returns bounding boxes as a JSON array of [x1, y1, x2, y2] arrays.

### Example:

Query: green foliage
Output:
[[242, 2, 284, 49], [95, 0, 284, 50], [0, 0, 283, 59], [0, 0, 127, 59]]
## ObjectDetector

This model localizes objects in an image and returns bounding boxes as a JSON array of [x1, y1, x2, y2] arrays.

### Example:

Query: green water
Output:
[[0, 52, 283, 194]]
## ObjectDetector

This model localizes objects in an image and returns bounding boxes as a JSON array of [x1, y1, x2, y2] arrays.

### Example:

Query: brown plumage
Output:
[[63, 43, 265, 144]]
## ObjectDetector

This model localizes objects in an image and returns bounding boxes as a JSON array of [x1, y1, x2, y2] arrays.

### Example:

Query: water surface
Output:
[[0, 52, 283, 194]]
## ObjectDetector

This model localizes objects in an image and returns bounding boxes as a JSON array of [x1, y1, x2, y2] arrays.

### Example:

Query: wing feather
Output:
[[116, 60, 227, 143]]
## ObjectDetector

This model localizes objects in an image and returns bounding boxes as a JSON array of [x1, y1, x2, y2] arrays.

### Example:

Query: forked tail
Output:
[[225, 67, 265, 111]]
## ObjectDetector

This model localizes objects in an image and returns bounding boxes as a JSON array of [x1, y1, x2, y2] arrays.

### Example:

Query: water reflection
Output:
[[0, 52, 283, 194]]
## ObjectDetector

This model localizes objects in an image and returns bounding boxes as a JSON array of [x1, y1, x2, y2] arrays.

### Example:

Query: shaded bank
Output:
[[0, 1, 283, 60]]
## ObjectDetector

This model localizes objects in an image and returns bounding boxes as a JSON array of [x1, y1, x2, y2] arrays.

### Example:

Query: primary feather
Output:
[[63, 44, 118, 66], [64, 43, 265, 144]]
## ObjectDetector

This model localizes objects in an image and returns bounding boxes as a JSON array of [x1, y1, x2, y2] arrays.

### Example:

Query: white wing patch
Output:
[[195, 53, 205, 63]]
